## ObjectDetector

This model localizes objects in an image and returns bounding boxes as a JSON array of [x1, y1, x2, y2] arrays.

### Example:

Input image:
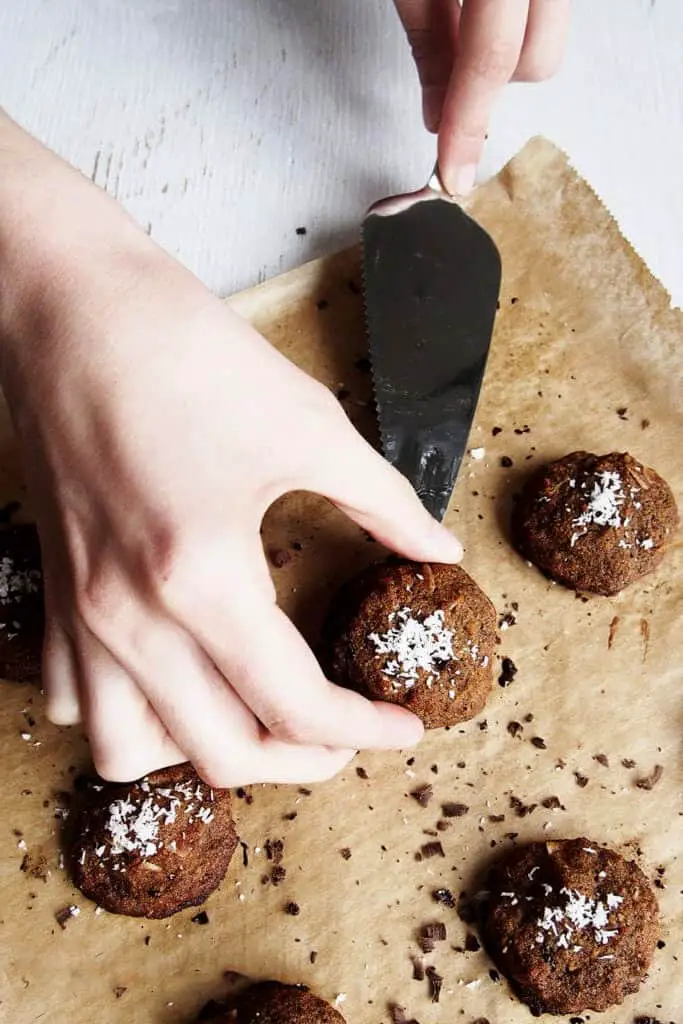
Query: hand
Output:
[[394, 0, 571, 194], [0, 117, 463, 787]]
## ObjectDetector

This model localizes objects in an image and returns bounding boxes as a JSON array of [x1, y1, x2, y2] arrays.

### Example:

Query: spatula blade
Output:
[[362, 193, 501, 521]]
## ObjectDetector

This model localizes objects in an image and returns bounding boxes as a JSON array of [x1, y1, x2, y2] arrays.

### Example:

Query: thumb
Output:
[[317, 432, 464, 564], [393, 0, 460, 133]]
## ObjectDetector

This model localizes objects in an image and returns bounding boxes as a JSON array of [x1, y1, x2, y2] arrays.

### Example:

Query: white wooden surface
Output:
[[1, 0, 682, 304]]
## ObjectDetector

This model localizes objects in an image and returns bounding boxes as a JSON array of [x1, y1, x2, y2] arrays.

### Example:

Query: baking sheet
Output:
[[1, 138, 681, 1024]]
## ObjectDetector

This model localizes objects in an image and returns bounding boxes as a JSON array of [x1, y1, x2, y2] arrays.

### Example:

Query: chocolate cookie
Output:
[[0, 523, 44, 681], [215, 983, 346, 1024], [322, 560, 496, 729], [483, 838, 659, 1015], [512, 451, 678, 594], [72, 763, 237, 918]]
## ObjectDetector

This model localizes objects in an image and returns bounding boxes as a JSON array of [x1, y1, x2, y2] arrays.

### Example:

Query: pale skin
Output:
[[0, 0, 569, 787]]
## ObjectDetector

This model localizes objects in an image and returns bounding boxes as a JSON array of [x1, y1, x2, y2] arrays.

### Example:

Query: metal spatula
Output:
[[362, 169, 501, 522]]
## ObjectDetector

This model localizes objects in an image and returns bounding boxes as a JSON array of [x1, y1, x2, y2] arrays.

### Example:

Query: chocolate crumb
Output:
[[640, 418, 650, 430], [268, 548, 292, 568], [498, 657, 518, 687], [432, 888, 456, 908], [507, 721, 523, 738], [264, 839, 284, 865], [616, 406, 628, 420], [622, 758, 637, 769], [472, 1019, 491, 1024], [271, 865, 287, 886], [239, 841, 249, 868], [541, 796, 565, 810], [478, 719, 488, 732], [295, 226, 307, 236], [430, 763, 439, 774], [191, 911, 210, 925], [298, 787, 312, 796], [524, 712, 534, 722], [489, 968, 501, 982], [531, 737, 547, 749], [436, 820, 452, 832], [465, 932, 481, 952], [420, 841, 445, 859], [500, 456, 514, 468], [356, 766, 369, 780], [113, 986, 127, 999], [574, 772, 589, 788], [410, 784, 433, 807], [310, 951, 318, 964], [144, 936, 151, 946], [509, 795, 537, 818], [55, 905, 78, 929], [593, 753, 610, 767], [340, 847, 352, 861], [418, 935, 434, 953], [636, 765, 664, 790], [284, 901, 300, 916], [488, 813, 505, 823], [492, 426, 502, 436], [425, 966, 442, 1003], [412, 957, 425, 981], [441, 802, 469, 818], [421, 921, 447, 942]]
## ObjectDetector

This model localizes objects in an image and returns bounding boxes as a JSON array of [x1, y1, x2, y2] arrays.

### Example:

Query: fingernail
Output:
[[431, 522, 464, 562], [449, 163, 477, 197]]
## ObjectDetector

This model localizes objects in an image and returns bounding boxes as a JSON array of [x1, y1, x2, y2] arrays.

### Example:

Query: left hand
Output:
[[394, 0, 571, 194]]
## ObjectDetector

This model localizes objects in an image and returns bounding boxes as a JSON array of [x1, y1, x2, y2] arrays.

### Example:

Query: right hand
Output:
[[0, 123, 464, 786]]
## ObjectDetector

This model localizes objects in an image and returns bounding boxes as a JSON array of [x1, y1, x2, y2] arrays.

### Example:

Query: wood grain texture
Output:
[[1, 0, 682, 303]]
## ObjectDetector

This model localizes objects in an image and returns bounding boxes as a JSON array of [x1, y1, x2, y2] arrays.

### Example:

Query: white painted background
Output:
[[1, 1, 682, 304]]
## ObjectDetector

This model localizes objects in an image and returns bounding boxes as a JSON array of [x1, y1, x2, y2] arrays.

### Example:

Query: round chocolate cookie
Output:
[[483, 838, 659, 1016], [322, 560, 496, 729], [512, 451, 678, 595], [216, 983, 346, 1024], [72, 762, 238, 918], [0, 523, 44, 681]]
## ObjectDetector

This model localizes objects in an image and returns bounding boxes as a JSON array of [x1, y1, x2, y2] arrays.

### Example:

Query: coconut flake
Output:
[[368, 607, 454, 687], [572, 471, 625, 539]]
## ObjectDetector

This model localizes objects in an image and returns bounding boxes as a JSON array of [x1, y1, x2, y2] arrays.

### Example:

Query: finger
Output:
[[315, 432, 464, 563], [102, 605, 360, 787], [393, 0, 461, 131], [43, 618, 82, 726], [74, 625, 186, 781], [513, 0, 571, 81], [196, 588, 424, 752], [438, 0, 530, 194]]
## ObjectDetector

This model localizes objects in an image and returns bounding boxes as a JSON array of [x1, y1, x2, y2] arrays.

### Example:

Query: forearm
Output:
[[0, 109, 153, 371]]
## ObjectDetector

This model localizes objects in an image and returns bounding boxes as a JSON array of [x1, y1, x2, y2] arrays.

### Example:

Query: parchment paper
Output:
[[1, 138, 681, 1024]]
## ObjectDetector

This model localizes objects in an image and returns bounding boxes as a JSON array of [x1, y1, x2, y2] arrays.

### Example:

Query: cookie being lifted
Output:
[[513, 451, 678, 594], [72, 763, 237, 918], [214, 982, 347, 1024], [322, 560, 496, 729], [483, 838, 659, 1016]]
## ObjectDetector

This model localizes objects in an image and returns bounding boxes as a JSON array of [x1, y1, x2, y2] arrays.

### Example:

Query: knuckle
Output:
[[75, 575, 125, 637], [464, 41, 519, 84], [263, 710, 318, 746]]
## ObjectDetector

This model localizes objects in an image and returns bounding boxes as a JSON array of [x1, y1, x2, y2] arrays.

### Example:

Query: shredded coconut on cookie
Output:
[[368, 607, 454, 687]]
